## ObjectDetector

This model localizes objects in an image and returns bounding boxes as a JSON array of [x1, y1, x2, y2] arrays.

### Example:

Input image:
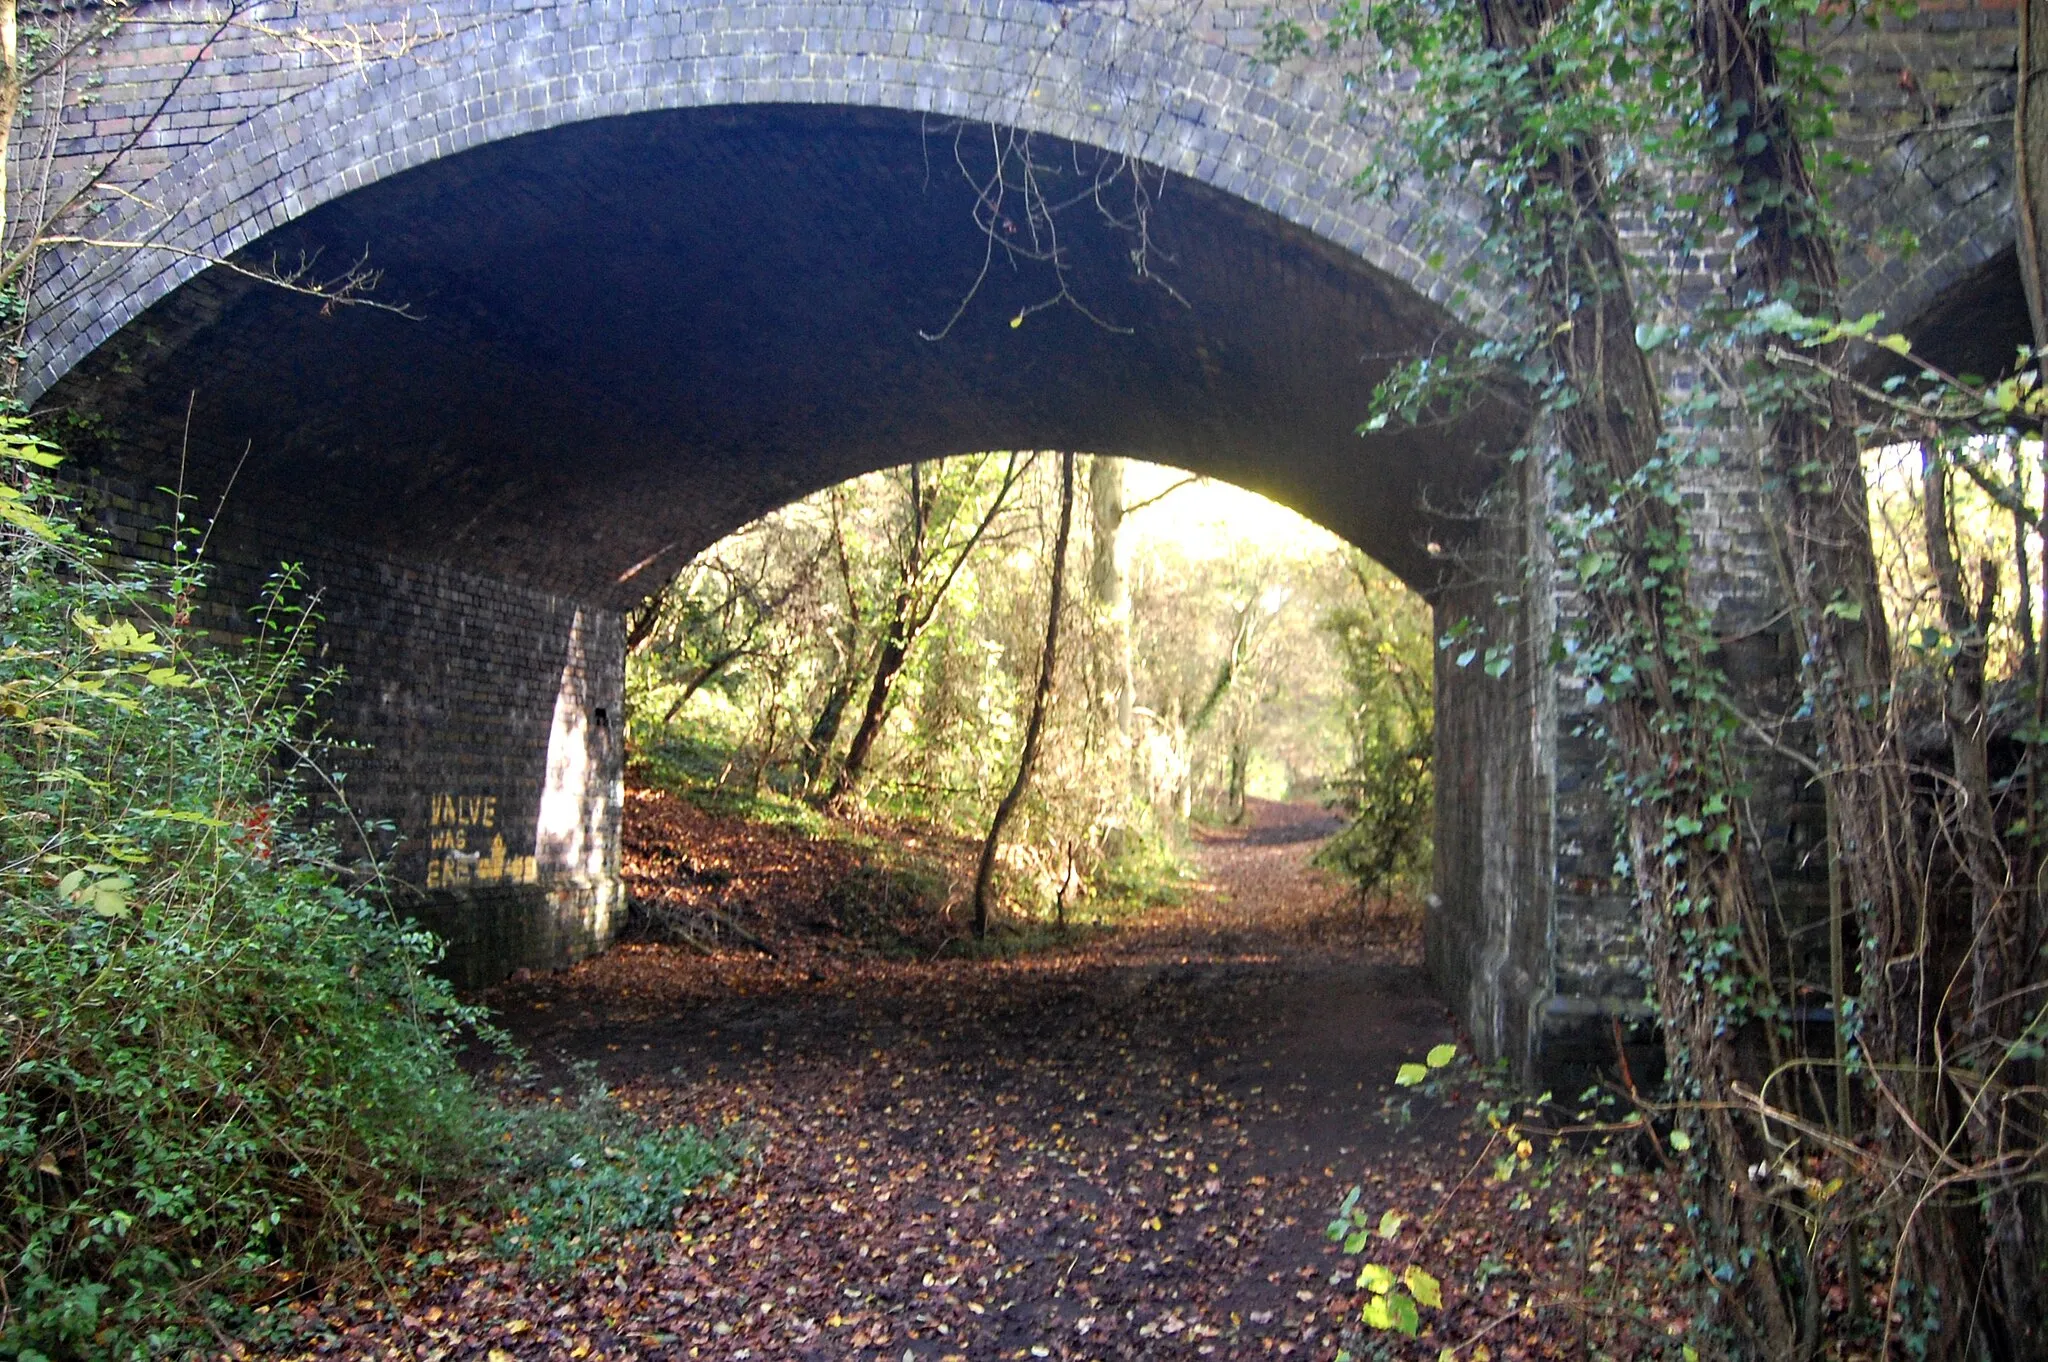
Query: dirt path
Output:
[[292, 799, 1464, 1361]]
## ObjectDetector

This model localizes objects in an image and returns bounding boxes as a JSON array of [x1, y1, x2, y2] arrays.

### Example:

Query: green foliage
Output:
[[1332, 1045, 1704, 1360], [0, 450, 486, 1354], [633, 749, 828, 837], [629, 458, 1380, 918], [1326, 1187, 1440, 1341], [1316, 555, 1434, 901], [490, 1074, 732, 1279], [1265, 0, 1905, 1349], [817, 857, 952, 955], [1394, 1043, 1460, 1089], [1086, 824, 1192, 912]]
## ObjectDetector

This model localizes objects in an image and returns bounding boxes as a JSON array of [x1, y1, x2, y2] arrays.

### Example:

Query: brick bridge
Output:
[[13, 0, 2026, 1081]]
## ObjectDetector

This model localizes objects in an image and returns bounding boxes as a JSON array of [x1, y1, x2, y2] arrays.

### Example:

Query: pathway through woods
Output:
[[509, 795, 1450, 1360], [275, 796, 1682, 1360]]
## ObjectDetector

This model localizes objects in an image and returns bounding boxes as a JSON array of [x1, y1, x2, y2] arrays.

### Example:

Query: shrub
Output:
[[1317, 555, 1434, 902], [1089, 826, 1191, 912], [0, 431, 484, 1357], [490, 1073, 733, 1279]]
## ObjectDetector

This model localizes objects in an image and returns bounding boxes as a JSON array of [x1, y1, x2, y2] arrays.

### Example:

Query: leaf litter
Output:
[[242, 792, 1687, 1361]]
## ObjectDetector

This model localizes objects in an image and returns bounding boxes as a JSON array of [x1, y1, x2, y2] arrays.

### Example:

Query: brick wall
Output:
[[82, 474, 626, 987], [1428, 456, 1559, 1080]]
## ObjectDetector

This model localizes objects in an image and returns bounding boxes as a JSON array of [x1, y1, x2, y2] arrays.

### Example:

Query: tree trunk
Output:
[[802, 490, 866, 791], [2014, 25, 2048, 1274], [658, 643, 753, 726], [1469, 0, 1799, 1348], [0, 2, 18, 252], [827, 603, 914, 804], [824, 466, 934, 805], [1088, 456, 1136, 748], [800, 670, 857, 790], [1225, 734, 1250, 825], [824, 456, 1027, 806], [2017, 0, 2048, 354], [972, 453, 1076, 938], [1688, 4, 2040, 1352], [624, 583, 670, 655], [1921, 443, 2046, 1362]]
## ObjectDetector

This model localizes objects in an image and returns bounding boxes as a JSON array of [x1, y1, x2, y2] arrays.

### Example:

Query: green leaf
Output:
[[1378, 1208, 1406, 1238], [63, 871, 134, 919], [1668, 1128, 1693, 1152], [1425, 1044, 1457, 1069], [1752, 298, 1815, 337], [1345, 1229, 1370, 1254], [1358, 1262, 1397, 1294], [1395, 1062, 1429, 1087], [1403, 1265, 1443, 1309], [3, 439, 62, 468], [1388, 1292, 1421, 1336], [139, 808, 231, 827], [0, 499, 58, 541]]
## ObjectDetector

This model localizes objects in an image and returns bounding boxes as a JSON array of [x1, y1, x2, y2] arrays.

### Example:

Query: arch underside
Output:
[[43, 105, 1522, 595]]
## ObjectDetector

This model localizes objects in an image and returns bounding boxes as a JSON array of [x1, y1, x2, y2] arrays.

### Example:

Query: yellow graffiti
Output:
[[423, 793, 536, 889], [430, 793, 497, 829]]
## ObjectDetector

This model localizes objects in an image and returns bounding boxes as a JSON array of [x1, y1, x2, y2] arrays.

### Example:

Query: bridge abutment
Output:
[[87, 478, 628, 987]]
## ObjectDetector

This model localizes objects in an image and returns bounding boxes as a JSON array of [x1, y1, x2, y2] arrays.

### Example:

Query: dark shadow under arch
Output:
[[43, 104, 1525, 596]]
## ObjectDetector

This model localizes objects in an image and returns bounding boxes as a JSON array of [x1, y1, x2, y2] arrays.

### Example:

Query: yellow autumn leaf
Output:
[[1404, 1264, 1443, 1309]]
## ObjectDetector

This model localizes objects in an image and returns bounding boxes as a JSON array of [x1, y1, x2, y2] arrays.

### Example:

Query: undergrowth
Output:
[[1329, 1046, 1699, 1360], [630, 749, 825, 836], [0, 430, 486, 1356], [0, 437, 732, 1355], [1088, 834, 1192, 913], [489, 1069, 735, 1280]]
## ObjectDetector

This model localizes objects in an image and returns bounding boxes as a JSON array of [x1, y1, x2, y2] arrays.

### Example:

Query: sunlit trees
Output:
[[626, 455, 1416, 921], [1316, 555, 1434, 905]]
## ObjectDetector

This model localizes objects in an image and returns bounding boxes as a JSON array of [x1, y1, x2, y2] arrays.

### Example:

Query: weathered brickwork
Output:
[[1832, 0, 2021, 332], [13, 0, 1508, 403], [11, 0, 2024, 1082], [1428, 462, 1559, 1077], [78, 473, 626, 989]]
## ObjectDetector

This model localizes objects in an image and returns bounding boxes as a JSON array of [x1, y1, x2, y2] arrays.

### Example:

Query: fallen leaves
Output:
[[240, 793, 1685, 1361]]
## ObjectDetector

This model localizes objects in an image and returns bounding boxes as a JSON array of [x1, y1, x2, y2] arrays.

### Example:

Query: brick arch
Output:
[[22, 0, 1501, 404], [34, 0, 2019, 1077], [1825, 0, 2019, 337]]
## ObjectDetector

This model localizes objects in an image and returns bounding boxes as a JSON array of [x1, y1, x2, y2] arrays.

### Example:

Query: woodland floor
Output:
[[256, 792, 1691, 1362]]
